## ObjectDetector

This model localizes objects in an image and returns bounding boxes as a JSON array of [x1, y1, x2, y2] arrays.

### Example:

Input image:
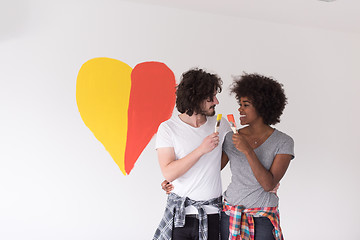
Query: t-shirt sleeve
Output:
[[155, 122, 173, 149], [222, 131, 233, 154], [276, 135, 295, 160]]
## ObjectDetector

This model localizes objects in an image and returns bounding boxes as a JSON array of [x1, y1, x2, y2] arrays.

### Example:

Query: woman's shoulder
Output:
[[223, 131, 235, 149], [224, 130, 234, 140], [273, 129, 294, 144]]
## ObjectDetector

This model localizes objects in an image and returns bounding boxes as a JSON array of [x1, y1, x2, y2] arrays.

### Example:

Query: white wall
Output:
[[1, 0, 359, 239]]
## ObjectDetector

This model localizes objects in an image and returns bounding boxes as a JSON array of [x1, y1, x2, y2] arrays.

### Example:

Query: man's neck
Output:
[[179, 113, 207, 128]]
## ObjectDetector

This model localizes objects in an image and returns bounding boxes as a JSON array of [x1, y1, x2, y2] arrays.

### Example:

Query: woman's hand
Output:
[[232, 133, 252, 154], [161, 180, 174, 194]]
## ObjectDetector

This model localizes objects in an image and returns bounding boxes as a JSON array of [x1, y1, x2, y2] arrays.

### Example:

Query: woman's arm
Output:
[[244, 151, 291, 191], [221, 151, 229, 170], [232, 133, 291, 191]]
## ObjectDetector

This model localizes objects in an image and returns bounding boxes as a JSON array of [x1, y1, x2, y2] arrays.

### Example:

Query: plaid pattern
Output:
[[153, 193, 222, 240], [223, 199, 283, 240]]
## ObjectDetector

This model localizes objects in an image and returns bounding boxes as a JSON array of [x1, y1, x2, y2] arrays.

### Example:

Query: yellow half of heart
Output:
[[76, 58, 132, 175]]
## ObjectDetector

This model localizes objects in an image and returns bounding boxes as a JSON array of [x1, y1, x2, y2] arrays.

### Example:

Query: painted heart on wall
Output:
[[76, 57, 176, 175]]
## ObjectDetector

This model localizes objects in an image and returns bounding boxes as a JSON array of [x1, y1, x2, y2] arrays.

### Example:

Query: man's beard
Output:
[[200, 105, 216, 116]]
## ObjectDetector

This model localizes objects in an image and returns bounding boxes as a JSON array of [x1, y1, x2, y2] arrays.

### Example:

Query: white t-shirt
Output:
[[156, 114, 231, 214]]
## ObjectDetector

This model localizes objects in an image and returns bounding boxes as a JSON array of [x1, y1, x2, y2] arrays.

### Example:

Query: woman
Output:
[[221, 73, 294, 240]]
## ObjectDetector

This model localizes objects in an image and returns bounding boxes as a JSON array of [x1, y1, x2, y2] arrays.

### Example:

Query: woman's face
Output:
[[238, 96, 261, 125]]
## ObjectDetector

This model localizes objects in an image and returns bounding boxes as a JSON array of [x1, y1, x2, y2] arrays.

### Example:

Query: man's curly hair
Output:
[[230, 73, 287, 125], [176, 68, 222, 116]]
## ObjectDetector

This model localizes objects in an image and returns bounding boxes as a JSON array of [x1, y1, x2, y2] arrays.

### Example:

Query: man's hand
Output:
[[269, 183, 280, 194], [199, 132, 219, 155], [161, 180, 174, 194]]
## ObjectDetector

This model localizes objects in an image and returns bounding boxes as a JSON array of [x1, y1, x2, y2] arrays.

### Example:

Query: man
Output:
[[153, 68, 230, 240]]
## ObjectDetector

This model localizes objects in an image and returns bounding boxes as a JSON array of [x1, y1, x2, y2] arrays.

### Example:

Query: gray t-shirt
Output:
[[223, 129, 294, 208]]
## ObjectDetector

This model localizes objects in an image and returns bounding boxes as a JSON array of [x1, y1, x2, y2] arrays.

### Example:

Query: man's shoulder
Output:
[[158, 115, 182, 134], [206, 115, 217, 123], [159, 115, 178, 127]]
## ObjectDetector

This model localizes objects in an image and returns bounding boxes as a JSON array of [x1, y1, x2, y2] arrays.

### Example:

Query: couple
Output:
[[153, 68, 294, 240]]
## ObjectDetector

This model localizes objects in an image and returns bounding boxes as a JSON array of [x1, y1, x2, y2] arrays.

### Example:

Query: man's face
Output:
[[199, 93, 219, 116]]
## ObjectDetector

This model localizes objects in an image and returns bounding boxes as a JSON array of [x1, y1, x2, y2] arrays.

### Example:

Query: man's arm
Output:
[[158, 132, 219, 182], [160, 148, 281, 195]]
